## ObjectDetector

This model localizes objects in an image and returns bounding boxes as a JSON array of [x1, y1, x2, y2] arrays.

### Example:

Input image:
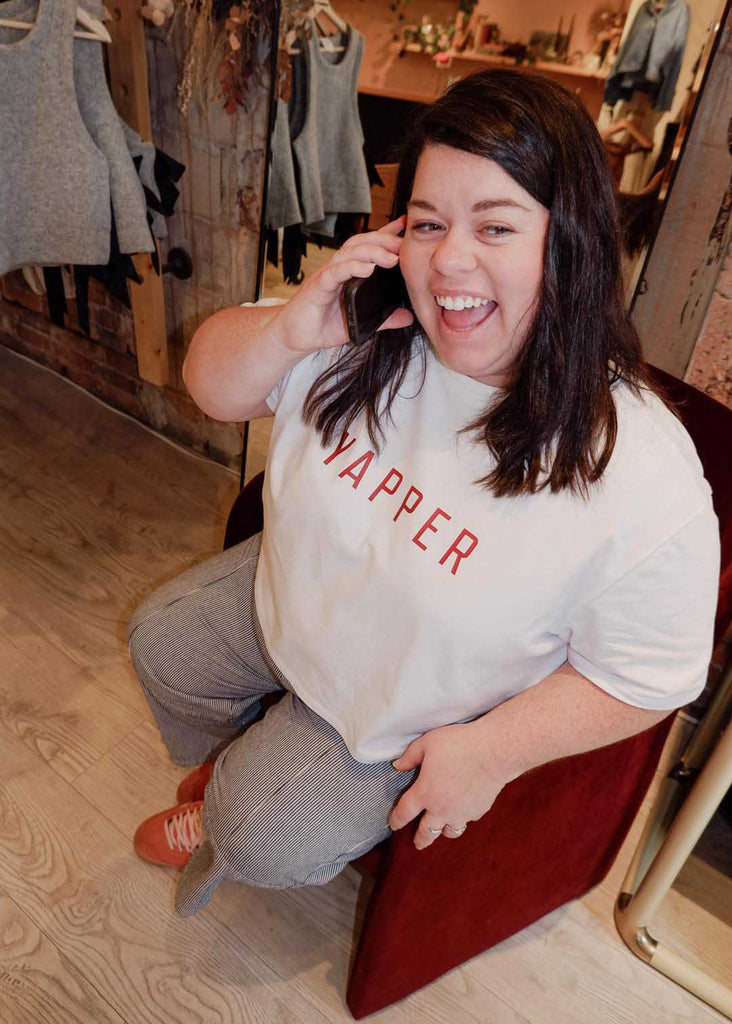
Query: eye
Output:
[[482, 225, 512, 238], [410, 221, 444, 234]]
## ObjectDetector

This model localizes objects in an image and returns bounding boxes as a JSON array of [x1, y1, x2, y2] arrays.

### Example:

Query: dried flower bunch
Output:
[[176, 0, 308, 116], [218, 0, 272, 114]]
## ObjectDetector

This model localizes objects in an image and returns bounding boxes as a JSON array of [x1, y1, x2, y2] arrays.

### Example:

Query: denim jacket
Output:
[[605, 0, 691, 112]]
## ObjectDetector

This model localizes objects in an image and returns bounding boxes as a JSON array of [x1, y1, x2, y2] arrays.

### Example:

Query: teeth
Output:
[[436, 295, 490, 310]]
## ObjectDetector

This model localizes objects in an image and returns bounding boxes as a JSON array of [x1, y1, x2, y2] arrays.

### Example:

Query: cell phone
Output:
[[342, 263, 409, 345]]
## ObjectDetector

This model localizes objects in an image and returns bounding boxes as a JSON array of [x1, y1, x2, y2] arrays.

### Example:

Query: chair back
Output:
[[647, 365, 732, 644], [224, 472, 264, 551]]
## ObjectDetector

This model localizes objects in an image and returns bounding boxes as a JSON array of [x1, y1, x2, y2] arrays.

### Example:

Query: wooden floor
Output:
[[1, 342, 730, 1024]]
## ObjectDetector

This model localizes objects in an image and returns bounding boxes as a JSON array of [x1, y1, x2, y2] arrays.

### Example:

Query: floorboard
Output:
[[0, 888, 124, 1024]]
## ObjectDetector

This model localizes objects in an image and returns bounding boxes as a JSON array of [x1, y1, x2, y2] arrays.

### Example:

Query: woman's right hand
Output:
[[268, 216, 415, 355]]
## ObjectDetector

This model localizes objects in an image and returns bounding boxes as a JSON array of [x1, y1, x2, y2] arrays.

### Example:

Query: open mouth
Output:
[[435, 294, 497, 332]]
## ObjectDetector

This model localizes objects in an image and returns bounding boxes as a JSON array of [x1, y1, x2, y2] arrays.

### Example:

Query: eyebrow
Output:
[[407, 198, 531, 213]]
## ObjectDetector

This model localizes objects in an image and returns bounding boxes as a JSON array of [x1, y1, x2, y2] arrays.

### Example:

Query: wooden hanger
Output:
[[602, 118, 654, 151], [308, 0, 346, 34], [0, 3, 112, 41], [287, 2, 348, 55]]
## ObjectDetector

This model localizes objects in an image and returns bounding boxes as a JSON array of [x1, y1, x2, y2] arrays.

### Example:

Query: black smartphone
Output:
[[342, 263, 409, 345]]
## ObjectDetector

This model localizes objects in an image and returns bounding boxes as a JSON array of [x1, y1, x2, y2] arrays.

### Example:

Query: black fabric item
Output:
[[357, 92, 428, 166], [130, 154, 160, 274], [266, 229, 279, 269], [604, 74, 660, 107], [366, 153, 383, 189], [131, 145, 186, 275], [43, 266, 67, 328], [73, 210, 142, 332], [305, 212, 367, 250], [67, 146, 183, 335], [651, 121, 679, 177], [132, 154, 164, 216], [74, 265, 90, 336], [288, 49, 307, 141], [282, 223, 306, 285], [153, 149, 185, 216]]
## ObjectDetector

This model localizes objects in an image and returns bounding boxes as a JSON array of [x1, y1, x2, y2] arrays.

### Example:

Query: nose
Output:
[[429, 228, 478, 276]]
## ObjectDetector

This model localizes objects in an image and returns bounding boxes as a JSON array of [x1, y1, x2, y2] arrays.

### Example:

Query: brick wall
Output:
[[0, 17, 270, 469]]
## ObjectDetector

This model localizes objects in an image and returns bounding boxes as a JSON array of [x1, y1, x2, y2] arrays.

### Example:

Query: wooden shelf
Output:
[[449, 49, 609, 80], [388, 42, 608, 82]]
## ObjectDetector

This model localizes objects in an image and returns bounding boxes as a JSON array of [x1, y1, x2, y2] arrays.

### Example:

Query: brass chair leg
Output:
[[615, 716, 732, 1018], [621, 656, 732, 897]]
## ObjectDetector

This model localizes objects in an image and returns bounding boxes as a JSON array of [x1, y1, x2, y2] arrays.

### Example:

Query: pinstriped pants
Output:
[[127, 533, 416, 916]]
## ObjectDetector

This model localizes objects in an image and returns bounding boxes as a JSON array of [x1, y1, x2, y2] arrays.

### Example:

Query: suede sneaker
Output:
[[133, 801, 204, 868], [176, 761, 215, 804]]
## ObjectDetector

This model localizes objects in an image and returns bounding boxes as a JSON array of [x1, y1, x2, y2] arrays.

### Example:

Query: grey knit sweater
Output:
[[0, 0, 112, 273]]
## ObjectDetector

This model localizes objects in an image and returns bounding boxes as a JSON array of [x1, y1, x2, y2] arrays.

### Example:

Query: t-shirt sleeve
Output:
[[265, 369, 292, 413], [239, 297, 290, 412], [566, 506, 720, 710]]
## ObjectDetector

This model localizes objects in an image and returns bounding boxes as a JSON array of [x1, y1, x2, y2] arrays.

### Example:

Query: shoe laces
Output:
[[164, 803, 203, 855]]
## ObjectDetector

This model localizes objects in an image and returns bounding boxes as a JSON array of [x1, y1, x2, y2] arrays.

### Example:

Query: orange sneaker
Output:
[[133, 801, 204, 868], [176, 761, 215, 804]]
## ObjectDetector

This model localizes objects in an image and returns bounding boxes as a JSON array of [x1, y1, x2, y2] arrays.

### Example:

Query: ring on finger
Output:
[[443, 824, 467, 836], [425, 824, 443, 836]]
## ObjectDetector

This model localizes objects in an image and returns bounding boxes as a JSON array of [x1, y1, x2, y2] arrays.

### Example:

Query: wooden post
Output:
[[106, 0, 169, 387]]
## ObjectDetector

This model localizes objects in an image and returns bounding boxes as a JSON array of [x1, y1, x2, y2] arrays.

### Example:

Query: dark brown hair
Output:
[[303, 69, 657, 497]]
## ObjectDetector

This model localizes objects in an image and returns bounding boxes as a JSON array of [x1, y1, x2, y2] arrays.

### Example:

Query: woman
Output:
[[128, 70, 719, 916]]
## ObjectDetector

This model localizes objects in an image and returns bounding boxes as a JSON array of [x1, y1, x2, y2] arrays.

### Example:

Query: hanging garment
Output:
[[123, 123, 167, 240], [151, 148, 185, 218], [266, 98, 302, 231], [604, 0, 690, 113], [266, 46, 307, 232], [0, 0, 111, 275], [72, 146, 183, 333], [2, 0, 154, 256], [73, 211, 143, 334], [292, 25, 372, 229], [72, 0, 154, 254], [42, 266, 68, 326]]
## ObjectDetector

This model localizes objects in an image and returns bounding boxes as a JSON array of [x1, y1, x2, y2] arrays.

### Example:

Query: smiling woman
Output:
[[131, 69, 719, 925]]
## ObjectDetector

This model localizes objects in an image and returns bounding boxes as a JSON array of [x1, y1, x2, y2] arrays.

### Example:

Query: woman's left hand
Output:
[[388, 721, 517, 850]]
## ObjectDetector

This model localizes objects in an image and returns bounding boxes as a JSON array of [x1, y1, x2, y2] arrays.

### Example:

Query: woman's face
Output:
[[399, 144, 550, 387]]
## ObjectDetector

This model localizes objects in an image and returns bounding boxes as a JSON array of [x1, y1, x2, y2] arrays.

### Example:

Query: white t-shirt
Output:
[[254, 334, 720, 763]]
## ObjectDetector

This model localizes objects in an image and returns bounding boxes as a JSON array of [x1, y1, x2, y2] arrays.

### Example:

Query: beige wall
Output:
[[342, 0, 606, 64], [472, 0, 598, 56], [337, 0, 606, 113]]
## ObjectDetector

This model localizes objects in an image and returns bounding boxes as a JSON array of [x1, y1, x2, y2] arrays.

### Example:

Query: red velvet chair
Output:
[[224, 365, 732, 1018]]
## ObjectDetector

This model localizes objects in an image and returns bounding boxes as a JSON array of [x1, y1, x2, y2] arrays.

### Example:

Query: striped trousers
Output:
[[127, 532, 415, 916]]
